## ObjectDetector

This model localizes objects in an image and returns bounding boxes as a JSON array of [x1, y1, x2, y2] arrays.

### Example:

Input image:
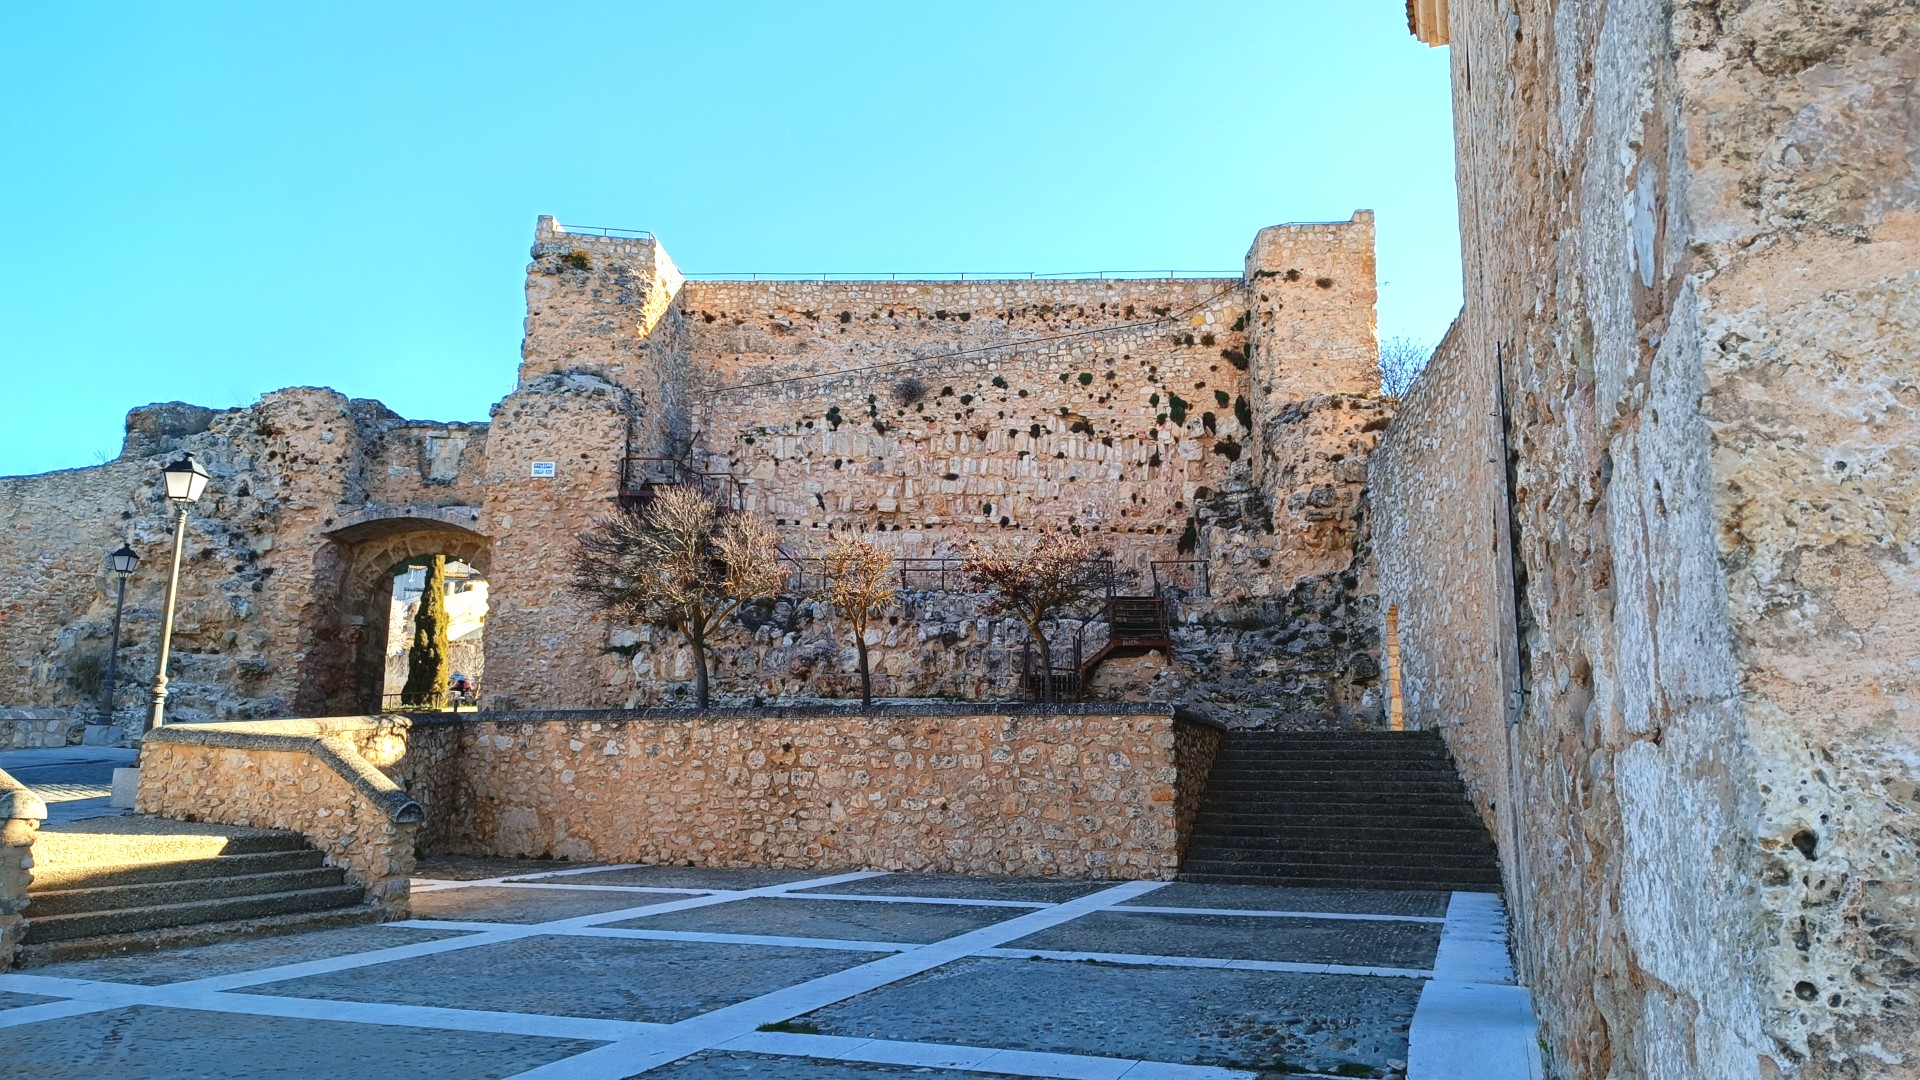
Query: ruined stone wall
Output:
[[0, 390, 496, 730], [684, 276, 1248, 570], [1397, 1, 1920, 1077], [390, 706, 1199, 879], [515, 216, 1392, 722]]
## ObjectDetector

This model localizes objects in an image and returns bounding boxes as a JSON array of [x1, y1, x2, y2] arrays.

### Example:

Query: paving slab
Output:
[[649, 1049, 1025, 1078], [528, 865, 825, 890], [793, 874, 1107, 904], [609, 896, 1019, 944], [0, 991, 59, 1010], [26, 925, 473, 986], [1009, 911, 1442, 968], [415, 854, 606, 881], [239, 935, 877, 1023], [1126, 883, 1450, 917], [0, 1003, 599, 1079], [799, 956, 1420, 1076], [410, 885, 703, 924]]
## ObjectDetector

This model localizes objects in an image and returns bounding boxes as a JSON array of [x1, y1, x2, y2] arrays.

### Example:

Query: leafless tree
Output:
[[571, 486, 784, 708], [960, 531, 1111, 703], [1379, 336, 1433, 399], [816, 534, 897, 706]]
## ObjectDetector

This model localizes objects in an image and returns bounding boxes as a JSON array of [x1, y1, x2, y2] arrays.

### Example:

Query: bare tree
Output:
[[571, 486, 784, 708], [1379, 336, 1433, 399], [960, 531, 1111, 703], [816, 534, 897, 706]]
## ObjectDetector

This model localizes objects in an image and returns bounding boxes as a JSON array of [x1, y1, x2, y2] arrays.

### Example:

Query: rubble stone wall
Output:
[[1380, 1, 1920, 1077], [0, 389, 497, 730], [137, 718, 425, 915], [389, 706, 1203, 878]]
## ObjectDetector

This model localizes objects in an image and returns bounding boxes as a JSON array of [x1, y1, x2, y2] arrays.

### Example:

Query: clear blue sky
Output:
[[0, 2, 1459, 477]]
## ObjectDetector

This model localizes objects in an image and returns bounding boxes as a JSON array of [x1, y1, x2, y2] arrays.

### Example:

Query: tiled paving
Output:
[[0, 858, 1542, 1079]]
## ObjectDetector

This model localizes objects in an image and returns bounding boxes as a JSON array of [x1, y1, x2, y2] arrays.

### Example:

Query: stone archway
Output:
[[311, 510, 491, 715]]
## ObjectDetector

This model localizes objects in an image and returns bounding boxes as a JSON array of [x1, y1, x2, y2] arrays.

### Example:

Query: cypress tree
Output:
[[401, 555, 451, 708]]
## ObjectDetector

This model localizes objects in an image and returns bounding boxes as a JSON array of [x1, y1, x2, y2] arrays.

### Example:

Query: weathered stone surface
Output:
[[388, 708, 1206, 879], [136, 720, 423, 916], [0, 764, 46, 968], [1375, 1, 1920, 1077]]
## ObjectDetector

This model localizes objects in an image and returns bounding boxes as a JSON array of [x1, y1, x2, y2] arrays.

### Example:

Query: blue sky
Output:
[[0, 3, 1459, 477]]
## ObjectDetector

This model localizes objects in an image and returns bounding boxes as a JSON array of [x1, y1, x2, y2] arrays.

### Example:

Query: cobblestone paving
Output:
[[0, 858, 1532, 1079]]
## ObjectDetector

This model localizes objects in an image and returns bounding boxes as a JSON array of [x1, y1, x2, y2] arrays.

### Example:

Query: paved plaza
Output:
[[0, 859, 1538, 1079]]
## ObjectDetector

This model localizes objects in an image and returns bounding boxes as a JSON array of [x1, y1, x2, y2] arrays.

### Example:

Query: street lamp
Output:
[[96, 544, 139, 727], [147, 453, 210, 732]]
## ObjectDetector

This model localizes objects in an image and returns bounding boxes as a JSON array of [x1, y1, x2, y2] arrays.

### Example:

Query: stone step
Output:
[[1190, 822, 1491, 843], [28, 848, 329, 892], [14, 904, 387, 967], [1189, 828, 1498, 851], [1182, 803, 1482, 818], [1200, 779, 1470, 795], [23, 884, 366, 944], [1205, 761, 1460, 776], [1179, 857, 1505, 883], [1181, 846, 1500, 870], [26, 866, 349, 918], [1218, 733, 1444, 747], [1212, 748, 1452, 762], [1195, 786, 1475, 806], [1176, 870, 1499, 893]]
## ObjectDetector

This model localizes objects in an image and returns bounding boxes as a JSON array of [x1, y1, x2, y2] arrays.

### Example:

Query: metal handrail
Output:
[[680, 271, 1242, 282], [620, 457, 744, 512], [555, 225, 655, 239], [1150, 559, 1211, 598], [380, 692, 481, 713]]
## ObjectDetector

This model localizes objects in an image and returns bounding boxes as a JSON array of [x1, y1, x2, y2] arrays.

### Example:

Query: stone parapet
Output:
[[0, 765, 47, 968], [136, 719, 424, 916], [0, 709, 83, 749]]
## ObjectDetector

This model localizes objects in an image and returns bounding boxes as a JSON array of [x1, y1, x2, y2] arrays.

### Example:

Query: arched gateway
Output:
[[311, 507, 490, 714]]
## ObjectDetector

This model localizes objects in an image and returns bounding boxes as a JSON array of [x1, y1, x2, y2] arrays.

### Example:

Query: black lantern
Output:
[[161, 453, 210, 504], [109, 544, 139, 575]]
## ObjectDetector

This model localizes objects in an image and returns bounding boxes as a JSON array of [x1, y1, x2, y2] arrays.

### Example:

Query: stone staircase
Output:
[[1180, 730, 1503, 891], [17, 816, 380, 966]]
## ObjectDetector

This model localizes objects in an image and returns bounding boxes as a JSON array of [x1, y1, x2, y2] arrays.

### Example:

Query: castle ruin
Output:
[[0, 212, 1388, 735]]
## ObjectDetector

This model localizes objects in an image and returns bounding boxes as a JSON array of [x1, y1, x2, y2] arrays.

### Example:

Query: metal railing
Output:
[[379, 692, 481, 713], [620, 457, 745, 513], [555, 225, 655, 239], [680, 270, 1242, 282], [1150, 559, 1211, 598]]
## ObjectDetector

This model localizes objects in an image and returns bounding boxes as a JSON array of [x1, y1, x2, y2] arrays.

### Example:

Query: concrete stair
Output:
[[1179, 730, 1504, 891], [17, 817, 380, 966]]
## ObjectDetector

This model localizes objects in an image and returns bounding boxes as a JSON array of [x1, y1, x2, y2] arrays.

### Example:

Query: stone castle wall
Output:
[[0, 390, 492, 731], [1377, 2, 1920, 1077], [1, 213, 1391, 729], [481, 214, 1390, 720]]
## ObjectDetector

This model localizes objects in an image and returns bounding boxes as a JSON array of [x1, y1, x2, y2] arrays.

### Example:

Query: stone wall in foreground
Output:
[[381, 706, 1213, 879], [1384, 1, 1920, 1077]]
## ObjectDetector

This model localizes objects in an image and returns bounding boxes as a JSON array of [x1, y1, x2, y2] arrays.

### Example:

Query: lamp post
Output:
[[96, 544, 139, 727], [146, 453, 210, 733]]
